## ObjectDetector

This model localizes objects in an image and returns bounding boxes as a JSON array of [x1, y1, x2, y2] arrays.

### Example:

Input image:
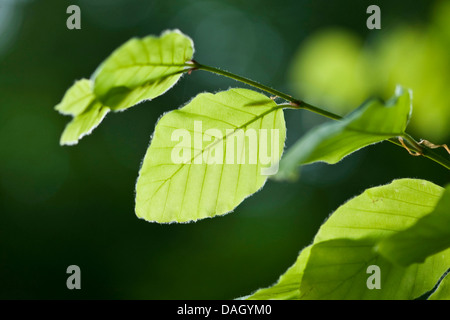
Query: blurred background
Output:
[[0, 0, 449, 299]]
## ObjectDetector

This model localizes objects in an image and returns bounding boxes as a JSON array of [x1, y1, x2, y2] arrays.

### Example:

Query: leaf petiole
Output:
[[193, 62, 341, 121], [192, 61, 450, 171]]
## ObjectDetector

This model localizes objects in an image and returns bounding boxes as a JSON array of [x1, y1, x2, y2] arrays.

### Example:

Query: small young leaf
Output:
[[55, 79, 95, 116], [55, 79, 110, 146], [135, 88, 286, 223], [275, 86, 411, 180], [243, 179, 450, 300], [377, 184, 450, 266], [92, 30, 194, 111]]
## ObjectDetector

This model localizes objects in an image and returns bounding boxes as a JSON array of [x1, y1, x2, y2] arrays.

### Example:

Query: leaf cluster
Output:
[[55, 30, 450, 299]]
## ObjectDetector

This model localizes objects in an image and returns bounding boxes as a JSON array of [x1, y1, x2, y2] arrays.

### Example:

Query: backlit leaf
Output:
[[92, 29, 194, 111], [55, 79, 110, 146], [243, 179, 450, 300], [276, 86, 411, 181], [135, 88, 286, 223], [428, 272, 450, 300], [242, 246, 311, 300], [377, 184, 450, 266]]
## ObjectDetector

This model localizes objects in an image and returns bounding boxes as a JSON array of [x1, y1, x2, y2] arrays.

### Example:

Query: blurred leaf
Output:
[[275, 87, 411, 181], [428, 272, 450, 300], [55, 79, 110, 146], [244, 179, 450, 299], [289, 29, 374, 113], [92, 29, 194, 111], [375, 27, 450, 141], [135, 88, 286, 223], [377, 184, 450, 266], [432, 0, 450, 44], [290, 8, 450, 141]]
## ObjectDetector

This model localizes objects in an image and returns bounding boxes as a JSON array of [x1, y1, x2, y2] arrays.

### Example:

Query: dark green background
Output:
[[0, 0, 447, 299]]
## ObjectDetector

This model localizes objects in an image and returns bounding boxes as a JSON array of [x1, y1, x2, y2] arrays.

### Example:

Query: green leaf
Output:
[[135, 88, 286, 223], [243, 179, 450, 300], [242, 246, 311, 300], [300, 238, 450, 299], [312, 179, 443, 243], [301, 179, 449, 299], [428, 272, 450, 300], [56, 30, 194, 145], [55, 79, 110, 146], [275, 86, 411, 181], [377, 184, 450, 266], [92, 29, 194, 111]]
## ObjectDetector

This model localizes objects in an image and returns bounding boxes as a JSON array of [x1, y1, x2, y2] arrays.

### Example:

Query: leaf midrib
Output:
[[146, 104, 283, 208]]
